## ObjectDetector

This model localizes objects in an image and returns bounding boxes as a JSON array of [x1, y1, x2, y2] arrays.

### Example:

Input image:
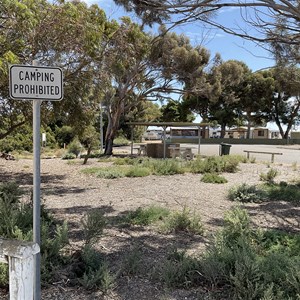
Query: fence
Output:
[[0, 238, 40, 300]]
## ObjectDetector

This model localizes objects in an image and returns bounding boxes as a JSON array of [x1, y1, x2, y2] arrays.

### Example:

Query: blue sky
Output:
[[83, 0, 274, 72]]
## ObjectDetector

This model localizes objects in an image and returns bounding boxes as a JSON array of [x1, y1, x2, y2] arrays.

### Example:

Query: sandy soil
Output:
[[0, 156, 299, 299]]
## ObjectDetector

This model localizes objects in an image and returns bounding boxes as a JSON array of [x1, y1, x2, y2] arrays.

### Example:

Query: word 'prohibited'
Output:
[[9, 65, 63, 100]]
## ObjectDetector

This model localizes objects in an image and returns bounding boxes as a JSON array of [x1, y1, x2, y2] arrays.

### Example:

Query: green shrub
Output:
[[81, 209, 107, 245], [55, 125, 75, 148], [190, 156, 240, 174], [113, 136, 130, 146], [95, 167, 126, 179], [113, 157, 135, 165], [67, 138, 82, 157], [0, 182, 69, 284], [121, 246, 143, 276], [265, 183, 300, 203], [125, 166, 151, 177], [260, 168, 279, 184], [201, 173, 228, 184], [228, 183, 266, 203], [62, 152, 76, 160], [78, 244, 115, 291], [124, 206, 170, 226], [199, 208, 300, 299], [161, 249, 201, 288], [151, 159, 185, 175], [160, 207, 204, 235]]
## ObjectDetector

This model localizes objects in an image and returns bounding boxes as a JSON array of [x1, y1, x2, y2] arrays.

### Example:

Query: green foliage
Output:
[[95, 167, 126, 179], [124, 206, 170, 226], [113, 136, 130, 146], [78, 244, 115, 291], [190, 155, 240, 174], [160, 207, 204, 235], [228, 183, 266, 203], [150, 159, 185, 175], [264, 182, 300, 203], [198, 207, 300, 299], [0, 182, 69, 285], [55, 125, 75, 148], [61, 152, 76, 160], [0, 264, 8, 288], [201, 173, 228, 184], [81, 209, 107, 245], [259, 168, 279, 184], [161, 249, 201, 288], [0, 124, 33, 152], [67, 138, 82, 158], [121, 246, 143, 276], [125, 166, 151, 177], [113, 157, 136, 165], [229, 181, 300, 203]]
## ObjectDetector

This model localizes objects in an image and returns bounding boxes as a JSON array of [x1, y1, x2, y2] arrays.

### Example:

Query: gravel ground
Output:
[[0, 153, 299, 299]]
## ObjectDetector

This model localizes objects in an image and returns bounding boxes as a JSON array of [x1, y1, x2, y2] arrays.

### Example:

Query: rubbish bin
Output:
[[219, 143, 231, 156]]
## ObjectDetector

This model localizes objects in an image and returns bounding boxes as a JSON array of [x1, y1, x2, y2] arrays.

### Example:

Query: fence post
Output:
[[0, 238, 40, 300]]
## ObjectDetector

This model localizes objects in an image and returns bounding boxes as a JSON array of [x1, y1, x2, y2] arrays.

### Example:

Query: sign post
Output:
[[9, 63, 63, 300]]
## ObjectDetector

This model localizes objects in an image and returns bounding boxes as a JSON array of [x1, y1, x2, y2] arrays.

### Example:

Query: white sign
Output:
[[9, 65, 63, 100]]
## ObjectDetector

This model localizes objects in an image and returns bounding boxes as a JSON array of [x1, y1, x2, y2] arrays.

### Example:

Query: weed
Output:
[[260, 168, 279, 184], [79, 245, 114, 291], [121, 246, 143, 276], [160, 207, 204, 235], [124, 206, 170, 226], [62, 152, 76, 160], [161, 249, 201, 288], [201, 173, 228, 184], [95, 167, 126, 179], [125, 166, 151, 177], [81, 209, 107, 245]]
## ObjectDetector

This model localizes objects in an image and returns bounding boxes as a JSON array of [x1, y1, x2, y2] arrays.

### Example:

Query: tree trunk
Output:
[[83, 145, 92, 165], [220, 123, 226, 138], [104, 105, 123, 155]]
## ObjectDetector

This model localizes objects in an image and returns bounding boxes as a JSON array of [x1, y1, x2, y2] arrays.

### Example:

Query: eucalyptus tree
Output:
[[99, 21, 210, 154], [160, 99, 195, 122], [114, 0, 300, 64], [0, 0, 112, 143], [261, 66, 300, 139], [236, 71, 275, 138], [184, 59, 247, 137]]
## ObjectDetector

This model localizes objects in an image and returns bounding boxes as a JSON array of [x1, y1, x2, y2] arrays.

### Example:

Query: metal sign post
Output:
[[9, 63, 63, 300], [33, 98, 41, 300]]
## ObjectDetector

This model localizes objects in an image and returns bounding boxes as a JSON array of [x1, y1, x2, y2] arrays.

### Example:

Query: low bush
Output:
[[81, 209, 107, 245], [67, 138, 82, 157], [259, 168, 279, 184], [123, 206, 170, 226], [62, 152, 76, 160], [161, 249, 201, 288], [229, 182, 300, 203], [151, 159, 185, 175], [190, 155, 241, 174], [160, 207, 204, 235], [201, 173, 228, 184], [78, 244, 115, 291], [228, 183, 266, 203], [121, 246, 143, 276], [125, 166, 151, 177], [0, 182, 69, 284], [95, 167, 126, 179]]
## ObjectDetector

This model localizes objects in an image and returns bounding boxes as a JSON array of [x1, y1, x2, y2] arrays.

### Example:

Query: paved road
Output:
[[194, 144, 300, 165], [120, 143, 300, 165]]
